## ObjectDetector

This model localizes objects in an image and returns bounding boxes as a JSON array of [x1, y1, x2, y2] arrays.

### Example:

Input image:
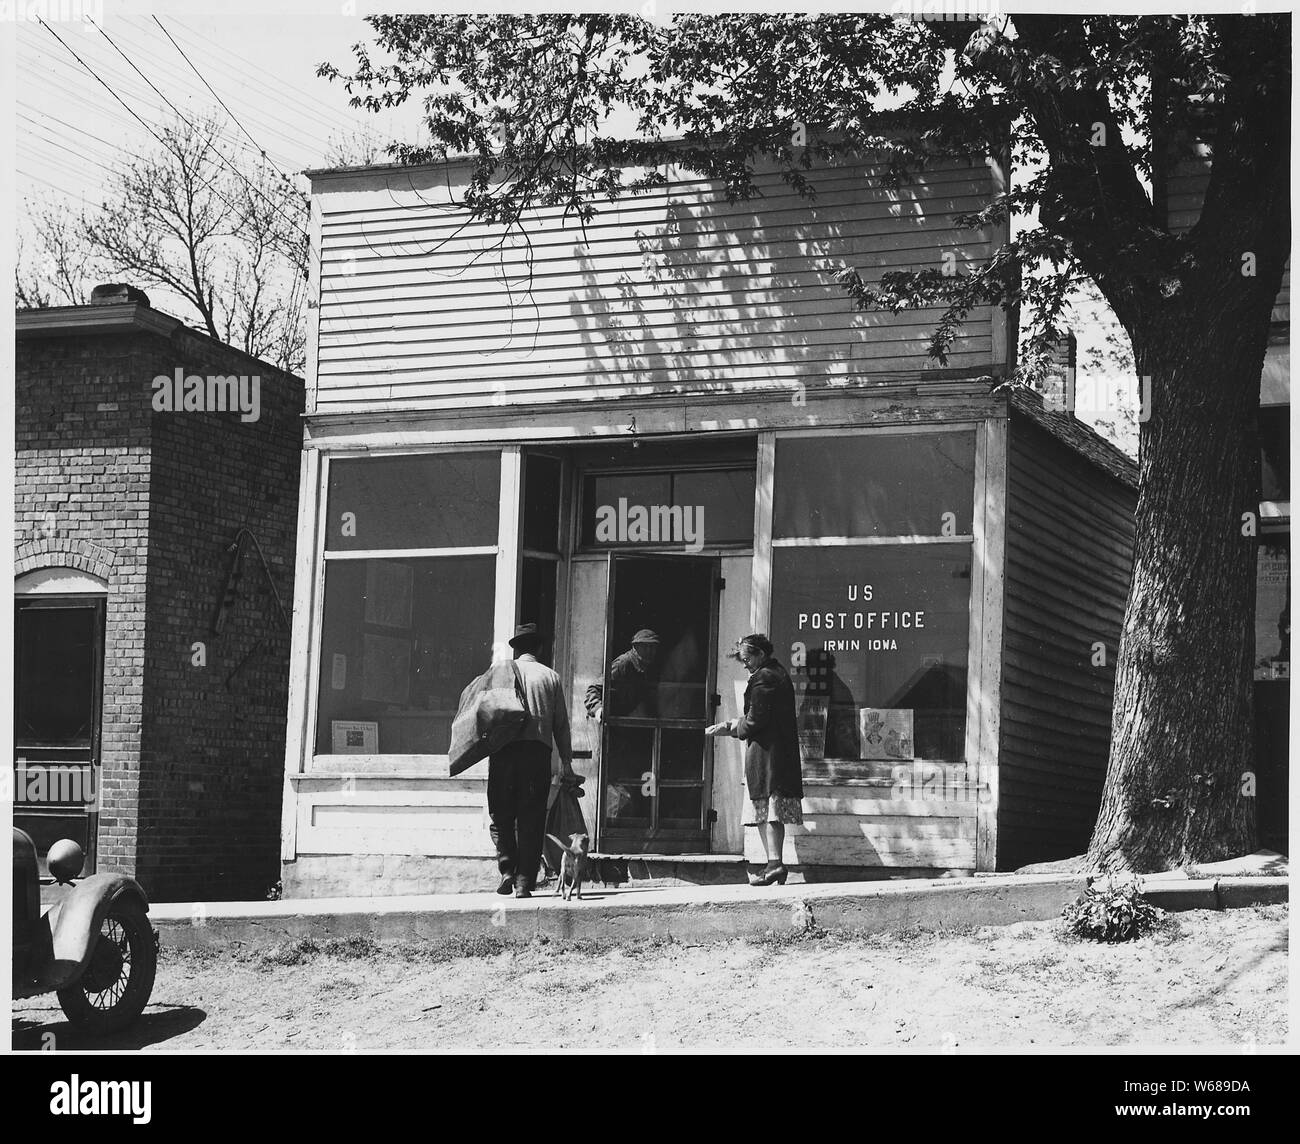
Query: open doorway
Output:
[[598, 555, 720, 853], [14, 589, 106, 876]]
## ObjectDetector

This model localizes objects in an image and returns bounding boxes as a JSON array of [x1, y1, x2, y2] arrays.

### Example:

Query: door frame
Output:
[[13, 593, 107, 875], [597, 552, 722, 854]]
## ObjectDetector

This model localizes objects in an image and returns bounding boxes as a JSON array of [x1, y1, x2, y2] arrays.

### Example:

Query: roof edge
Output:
[[1005, 385, 1139, 489], [16, 302, 303, 384]]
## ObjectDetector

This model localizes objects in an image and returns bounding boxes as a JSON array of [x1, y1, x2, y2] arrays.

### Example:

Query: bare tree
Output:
[[323, 126, 389, 168], [20, 112, 309, 374], [15, 203, 102, 309]]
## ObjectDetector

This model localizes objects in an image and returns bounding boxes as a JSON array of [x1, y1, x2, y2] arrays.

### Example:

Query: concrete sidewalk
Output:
[[152, 872, 1288, 950]]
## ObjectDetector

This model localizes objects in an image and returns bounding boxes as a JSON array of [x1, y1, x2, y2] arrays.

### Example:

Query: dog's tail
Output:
[[546, 834, 569, 851]]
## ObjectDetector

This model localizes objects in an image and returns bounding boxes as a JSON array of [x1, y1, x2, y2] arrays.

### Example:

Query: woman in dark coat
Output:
[[706, 633, 803, 886]]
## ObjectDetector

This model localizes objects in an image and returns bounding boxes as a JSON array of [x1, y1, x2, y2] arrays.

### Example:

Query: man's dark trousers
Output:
[[487, 739, 552, 890]]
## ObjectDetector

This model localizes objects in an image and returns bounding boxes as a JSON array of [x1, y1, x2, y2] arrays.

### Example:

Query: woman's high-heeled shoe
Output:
[[747, 864, 789, 887]]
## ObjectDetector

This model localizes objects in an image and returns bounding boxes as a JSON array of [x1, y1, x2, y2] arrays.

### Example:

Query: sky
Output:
[[3, 2, 1147, 452], [14, 7, 421, 206]]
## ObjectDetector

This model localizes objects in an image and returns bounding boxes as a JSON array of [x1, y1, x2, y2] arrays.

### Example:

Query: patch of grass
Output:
[[162, 944, 225, 966], [324, 934, 383, 960], [393, 933, 512, 964], [977, 950, 1064, 981], [256, 937, 322, 968]]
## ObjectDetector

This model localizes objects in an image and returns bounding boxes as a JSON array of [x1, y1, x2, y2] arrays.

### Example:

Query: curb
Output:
[[147, 874, 1288, 951], [153, 874, 1090, 950], [1140, 876, 1290, 912]]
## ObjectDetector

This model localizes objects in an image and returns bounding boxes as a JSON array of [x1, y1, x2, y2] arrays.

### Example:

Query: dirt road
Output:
[[13, 904, 1286, 1052]]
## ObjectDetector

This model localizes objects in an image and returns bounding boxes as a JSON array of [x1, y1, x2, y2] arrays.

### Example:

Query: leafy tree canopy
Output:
[[320, 12, 1289, 381]]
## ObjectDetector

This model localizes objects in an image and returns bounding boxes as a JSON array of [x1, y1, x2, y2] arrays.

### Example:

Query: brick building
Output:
[[14, 287, 304, 902]]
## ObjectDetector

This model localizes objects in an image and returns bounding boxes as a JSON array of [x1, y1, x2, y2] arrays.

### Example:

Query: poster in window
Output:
[[797, 697, 829, 762], [361, 632, 412, 705], [859, 708, 915, 760], [1254, 546, 1290, 680], [364, 561, 414, 629], [331, 720, 378, 754]]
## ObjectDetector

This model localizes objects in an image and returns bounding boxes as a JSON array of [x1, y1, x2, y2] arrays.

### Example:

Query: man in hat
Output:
[[584, 628, 662, 721], [489, 622, 574, 898]]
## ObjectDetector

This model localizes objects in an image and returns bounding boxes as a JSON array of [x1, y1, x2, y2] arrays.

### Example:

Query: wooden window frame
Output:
[[300, 445, 519, 776], [750, 422, 1000, 808]]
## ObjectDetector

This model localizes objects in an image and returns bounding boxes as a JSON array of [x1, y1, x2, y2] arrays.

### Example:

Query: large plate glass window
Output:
[[315, 451, 500, 757], [770, 430, 976, 776]]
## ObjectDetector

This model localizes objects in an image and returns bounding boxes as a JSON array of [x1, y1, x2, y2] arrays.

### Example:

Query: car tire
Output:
[[57, 899, 157, 1035]]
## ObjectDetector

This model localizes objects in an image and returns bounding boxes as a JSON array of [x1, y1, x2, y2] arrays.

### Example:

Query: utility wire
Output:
[[89, 18, 309, 245], [36, 20, 271, 237], [153, 15, 296, 187]]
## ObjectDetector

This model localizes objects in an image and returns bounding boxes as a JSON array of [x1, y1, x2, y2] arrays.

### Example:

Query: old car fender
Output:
[[25, 875, 152, 995]]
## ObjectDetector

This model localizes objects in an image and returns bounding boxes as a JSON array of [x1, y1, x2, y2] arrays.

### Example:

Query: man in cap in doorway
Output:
[[584, 628, 662, 721], [490, 623, 574, 898]]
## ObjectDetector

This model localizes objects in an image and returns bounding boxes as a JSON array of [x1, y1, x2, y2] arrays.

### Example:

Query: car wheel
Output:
[[56, 899, 157, 1035]]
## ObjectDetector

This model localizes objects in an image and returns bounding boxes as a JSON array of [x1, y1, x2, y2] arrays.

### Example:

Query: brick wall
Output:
[[15, 317, 304, 902], [15, 331, 155, 877], [138, 328, 303, 901]]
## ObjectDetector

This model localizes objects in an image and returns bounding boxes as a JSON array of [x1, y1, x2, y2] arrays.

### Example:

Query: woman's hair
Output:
[[737, 633, 774, 660]]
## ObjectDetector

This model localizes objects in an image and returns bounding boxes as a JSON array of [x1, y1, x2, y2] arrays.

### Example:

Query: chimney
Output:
[[90, 283, 151, 307]]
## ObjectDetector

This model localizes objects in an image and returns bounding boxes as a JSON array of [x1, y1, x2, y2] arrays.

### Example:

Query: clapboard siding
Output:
[[996, 416, 1137, 870], [310, 154, 1003, 413], [743, 782, 978, 869], [294, 777, 495, 858], [1166, 157, 1289, 322]]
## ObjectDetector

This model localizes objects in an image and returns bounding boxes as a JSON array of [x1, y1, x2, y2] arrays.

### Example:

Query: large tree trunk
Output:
[[1087, 302, 1272, 872]]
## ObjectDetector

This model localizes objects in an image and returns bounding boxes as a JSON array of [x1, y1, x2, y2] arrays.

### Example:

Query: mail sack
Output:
[[447, 660, 529, 776]]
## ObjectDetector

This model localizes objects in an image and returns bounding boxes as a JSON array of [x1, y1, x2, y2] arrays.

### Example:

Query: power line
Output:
[[34, 14, 310, 328], [153, 15, 295, 185], [19, 43, 311, 172], [17, 13, 325, 166], [88, 19, 309, 245], [17, 112, 135, 173], [36, 18, 182, 159], [16, 168, 96, 200], [165, 14, 373, 135]]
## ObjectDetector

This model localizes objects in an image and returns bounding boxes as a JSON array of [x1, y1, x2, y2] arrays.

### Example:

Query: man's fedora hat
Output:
[[631, 629, 661, 645], [509, 622, 541, 649]]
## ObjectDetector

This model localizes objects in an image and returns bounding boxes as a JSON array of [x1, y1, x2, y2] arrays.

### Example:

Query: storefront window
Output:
[[1255, 538, 1289, 681], [326, 452, 499, 551], [774, 431, 975, 538], [580, 467, 755, 548], [518, 557, 558, 664], [522, 453, 562, 553], [1259, 406, 1289, 509], [771, 546, 971, 764], [316, 450, 501, 757], [315, 556, 496, 755], [770, 430, 976, 770]]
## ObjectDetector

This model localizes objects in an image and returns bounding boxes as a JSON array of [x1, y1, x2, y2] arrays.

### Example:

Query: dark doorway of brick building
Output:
[[14, 585, 105, 877]]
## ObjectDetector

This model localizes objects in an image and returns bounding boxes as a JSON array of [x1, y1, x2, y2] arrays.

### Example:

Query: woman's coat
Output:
[[733, 658, 803, 801]]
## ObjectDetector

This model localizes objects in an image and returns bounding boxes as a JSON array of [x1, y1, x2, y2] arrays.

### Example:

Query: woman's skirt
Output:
[[745, 794, 804, 827]]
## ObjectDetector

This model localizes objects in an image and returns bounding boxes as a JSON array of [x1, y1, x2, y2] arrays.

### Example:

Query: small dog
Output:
[[546, 832, 590, 900]]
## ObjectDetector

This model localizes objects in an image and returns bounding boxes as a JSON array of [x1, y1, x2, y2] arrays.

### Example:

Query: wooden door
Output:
[[598, 554, 720, 853], [13, 596, 105, 876]]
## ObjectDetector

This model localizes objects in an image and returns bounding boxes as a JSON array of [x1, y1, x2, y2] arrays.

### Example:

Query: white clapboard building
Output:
[[280, 144, 1142, 896]]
